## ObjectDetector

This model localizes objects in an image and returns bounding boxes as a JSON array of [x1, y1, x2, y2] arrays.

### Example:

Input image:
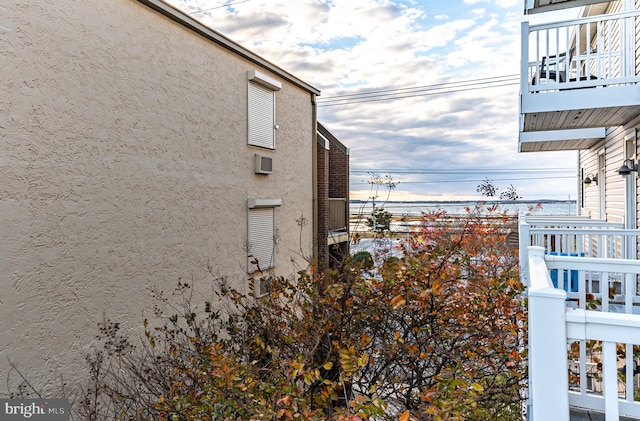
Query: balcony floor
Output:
[[522, 85, 640, 130], [571, 408, 638, 420], [522, 103, 640, 132], [520, 85, 640, 152]]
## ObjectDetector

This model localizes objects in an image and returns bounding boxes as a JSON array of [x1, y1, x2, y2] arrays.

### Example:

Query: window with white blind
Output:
[[247, 199, 281, 273], [248, 70, 281, 149]]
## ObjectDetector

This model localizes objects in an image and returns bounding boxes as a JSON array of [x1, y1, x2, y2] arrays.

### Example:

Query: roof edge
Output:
[[318, 122, 349, 155], [137, 0, 321, 96]]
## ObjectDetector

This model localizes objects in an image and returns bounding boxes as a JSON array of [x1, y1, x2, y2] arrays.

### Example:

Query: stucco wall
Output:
[[1, 0, 314, 393]]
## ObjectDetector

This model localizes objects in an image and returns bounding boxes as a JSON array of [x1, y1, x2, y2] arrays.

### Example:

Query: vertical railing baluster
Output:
[[626, 343, 634, 402], [608, 18, 613, 79], [580, 339, 587, 395], [597, 20, 603, 79], [576, 22, 582, 80], [602, 271, 610, 311], [602, 341, 620, 420], [625, 272, 633, 313]]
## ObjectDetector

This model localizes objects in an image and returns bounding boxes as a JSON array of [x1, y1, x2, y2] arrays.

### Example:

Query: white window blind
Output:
[[248, 207, 276, 272], [248, 82, 275, 149], [247, 70, 280, 150]]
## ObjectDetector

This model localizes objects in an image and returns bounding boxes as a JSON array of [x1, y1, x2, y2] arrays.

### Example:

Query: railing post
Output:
[[602, 341, 620, 421], [528, 246, 570, 421], [519, 216, 531, 286], [521, 21, 530, 96]]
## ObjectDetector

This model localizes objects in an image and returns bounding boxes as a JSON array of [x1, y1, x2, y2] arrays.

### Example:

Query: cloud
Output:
[[165, 0, 577, 201]]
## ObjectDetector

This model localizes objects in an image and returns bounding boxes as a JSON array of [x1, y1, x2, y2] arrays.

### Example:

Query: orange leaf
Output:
[[391, 295, 406, 309], [398, 411, 411, 421]]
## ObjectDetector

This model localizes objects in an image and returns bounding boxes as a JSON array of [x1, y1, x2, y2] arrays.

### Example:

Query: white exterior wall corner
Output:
[[1, 0, 314, 394]]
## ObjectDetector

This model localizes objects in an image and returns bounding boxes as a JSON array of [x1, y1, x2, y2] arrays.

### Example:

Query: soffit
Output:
[[526, 0, 610, 14]]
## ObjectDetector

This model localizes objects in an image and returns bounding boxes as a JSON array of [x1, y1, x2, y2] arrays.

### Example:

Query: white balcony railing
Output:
[[521, 10, 640, 95], [523, 213, 640, 420], [518, 215, 638, 286]]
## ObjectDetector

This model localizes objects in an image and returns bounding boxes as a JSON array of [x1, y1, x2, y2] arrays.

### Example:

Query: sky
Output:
[[166, 0, 581, 202]]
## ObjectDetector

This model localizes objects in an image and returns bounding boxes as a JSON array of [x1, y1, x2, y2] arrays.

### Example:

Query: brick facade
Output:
[[317, 123, 350, 267]]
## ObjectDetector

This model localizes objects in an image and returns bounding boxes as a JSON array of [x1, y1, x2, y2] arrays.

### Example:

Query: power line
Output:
[[318, 81, 519, 107], [187, 0, 253, 15], [350, 168, 573, 174], [318, 75, 518, 101], [317, 75, 519, 107], [351, 175, 576, 185]]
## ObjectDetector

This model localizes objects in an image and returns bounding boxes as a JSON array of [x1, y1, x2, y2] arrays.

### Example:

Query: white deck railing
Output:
[[518, 215, 639, 286], [528, 246, 640, 420], [521, 10, 640, 94]]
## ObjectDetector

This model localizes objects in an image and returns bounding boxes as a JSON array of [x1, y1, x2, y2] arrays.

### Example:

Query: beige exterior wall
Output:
[[579, 126, 627, 223], [1, 0, 314, 392]]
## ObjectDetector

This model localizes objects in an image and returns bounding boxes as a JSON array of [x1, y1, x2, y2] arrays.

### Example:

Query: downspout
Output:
[[312, 93, 319, 262]]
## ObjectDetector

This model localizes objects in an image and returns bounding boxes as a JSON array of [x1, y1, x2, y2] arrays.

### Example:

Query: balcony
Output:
[[328, 198, 348, 245], [519, 10, 640, 153], [520, 215, 640, 420]]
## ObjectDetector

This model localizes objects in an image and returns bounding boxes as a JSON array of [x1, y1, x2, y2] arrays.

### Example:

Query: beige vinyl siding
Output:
[[636, 0, 640, 77], [605, 125, 628, 224], [624, 114, 640, 229], [579, 150, 600, 216]]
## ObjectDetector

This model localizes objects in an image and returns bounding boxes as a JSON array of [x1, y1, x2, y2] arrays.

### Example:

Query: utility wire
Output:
[[318, 74, 519, 101], [350, 168, 572, 174], [187, 0, 253, 15], [318, 79, 519, 107], [352, 175, 576, 184]]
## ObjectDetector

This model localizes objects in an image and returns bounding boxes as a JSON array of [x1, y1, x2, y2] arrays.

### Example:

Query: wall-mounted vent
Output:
[[255, 154, 273, 175]]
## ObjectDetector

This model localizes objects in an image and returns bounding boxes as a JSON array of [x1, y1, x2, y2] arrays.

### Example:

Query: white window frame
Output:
[[248, 70, 281, 150], [247, 198, 282, 273]]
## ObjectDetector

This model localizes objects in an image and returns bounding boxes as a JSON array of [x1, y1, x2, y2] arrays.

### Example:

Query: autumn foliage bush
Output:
[[77, 206, 526, 420]]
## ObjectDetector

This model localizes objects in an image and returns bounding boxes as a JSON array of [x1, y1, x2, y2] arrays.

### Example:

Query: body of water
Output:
[[350, 199, 577, 256], [351, 199, 576, 217]]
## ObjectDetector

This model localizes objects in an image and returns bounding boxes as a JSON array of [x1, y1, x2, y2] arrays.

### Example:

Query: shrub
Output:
[[351, 251, 374, 270], [65, 206, 525, 420]]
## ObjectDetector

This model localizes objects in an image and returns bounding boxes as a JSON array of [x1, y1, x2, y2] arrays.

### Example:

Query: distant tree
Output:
[[476, 178, 497, 197], [366, 207, 393, 237], [500, 184, 522, 201], [353, 174, 397, 240], [477, 179, 522, 201]]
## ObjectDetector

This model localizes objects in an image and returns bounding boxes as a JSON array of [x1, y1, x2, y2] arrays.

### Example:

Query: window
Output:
[[248, 70, 281, 149], [247, 199, 281, 273]]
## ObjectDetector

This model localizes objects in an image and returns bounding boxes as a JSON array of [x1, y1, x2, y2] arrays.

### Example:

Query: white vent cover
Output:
[[255, 154, 273, 175]]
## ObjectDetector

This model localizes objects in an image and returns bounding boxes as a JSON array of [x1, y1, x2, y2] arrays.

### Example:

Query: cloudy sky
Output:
[[166, 0, 580, 202]]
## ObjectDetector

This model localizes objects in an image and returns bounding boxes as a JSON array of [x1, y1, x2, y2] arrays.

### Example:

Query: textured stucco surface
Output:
[[1, 0, 314, 393]]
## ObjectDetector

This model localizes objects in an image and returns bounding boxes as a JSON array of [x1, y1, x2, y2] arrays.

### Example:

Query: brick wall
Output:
[[316, 141, 329, 264]]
